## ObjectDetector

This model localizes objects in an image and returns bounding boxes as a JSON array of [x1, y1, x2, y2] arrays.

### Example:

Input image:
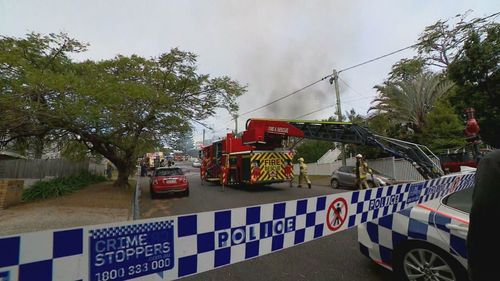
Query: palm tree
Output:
[[369, 73, 454, 133]]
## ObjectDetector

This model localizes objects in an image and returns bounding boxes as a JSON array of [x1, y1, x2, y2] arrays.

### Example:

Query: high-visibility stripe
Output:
[[250, 152, 290, 182]]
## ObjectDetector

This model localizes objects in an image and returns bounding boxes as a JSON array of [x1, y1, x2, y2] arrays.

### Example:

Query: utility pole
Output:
[[331, 69, 346, 165], [202, 129, 205, 146], [233, 114, 239, 134]]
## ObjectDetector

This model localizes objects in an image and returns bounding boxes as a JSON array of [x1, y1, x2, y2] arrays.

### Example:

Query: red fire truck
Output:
[[200, 121, 298, 186], [201, 119, 444, 186]]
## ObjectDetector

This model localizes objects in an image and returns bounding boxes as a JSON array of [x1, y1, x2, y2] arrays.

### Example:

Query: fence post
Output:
[[392, 157, 396, 179], [133, 167, 141, 220]]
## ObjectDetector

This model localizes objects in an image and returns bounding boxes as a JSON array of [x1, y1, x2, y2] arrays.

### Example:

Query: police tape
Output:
[[0, 172, 475, 281]]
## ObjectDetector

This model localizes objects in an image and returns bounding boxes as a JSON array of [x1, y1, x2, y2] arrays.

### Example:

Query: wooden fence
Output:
[[0, 159, 106, 179]]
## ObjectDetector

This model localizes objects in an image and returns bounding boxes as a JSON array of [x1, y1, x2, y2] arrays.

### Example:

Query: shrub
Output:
[[22, 172, 106, 201]]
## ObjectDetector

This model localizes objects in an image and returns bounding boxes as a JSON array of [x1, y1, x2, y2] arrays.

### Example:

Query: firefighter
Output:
[[298, 158, 311, 189], [250, 160, 261, 184], [284, 159, 294, 187], [355, 154, 370, 189]]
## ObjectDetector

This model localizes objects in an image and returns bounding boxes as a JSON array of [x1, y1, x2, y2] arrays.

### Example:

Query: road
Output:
[[140, 162, 392, 281]]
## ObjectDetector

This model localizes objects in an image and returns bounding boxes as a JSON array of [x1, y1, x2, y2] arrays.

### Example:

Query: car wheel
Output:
[[393, 241, 468, 281], [367, 181, 375, 188], [184, 189, 190, 197], [331, 179, 339, 189]]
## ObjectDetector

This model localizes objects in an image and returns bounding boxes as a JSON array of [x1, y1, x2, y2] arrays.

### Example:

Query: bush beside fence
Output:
[[21, 172, 106, 201]]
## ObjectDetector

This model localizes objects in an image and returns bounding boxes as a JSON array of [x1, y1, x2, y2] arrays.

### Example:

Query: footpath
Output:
[[0, 180, 134, 236]]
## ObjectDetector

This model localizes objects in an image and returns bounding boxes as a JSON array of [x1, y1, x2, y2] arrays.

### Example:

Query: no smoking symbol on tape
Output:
[[326, 197, 348, 231]]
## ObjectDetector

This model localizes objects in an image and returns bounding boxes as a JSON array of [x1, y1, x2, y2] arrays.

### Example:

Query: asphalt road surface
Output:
[[140, 162, 392, 281]]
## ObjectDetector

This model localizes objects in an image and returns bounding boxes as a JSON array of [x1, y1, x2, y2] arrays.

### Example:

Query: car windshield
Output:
[[337, 166, 391, 178], [369, 168, 391, 178], [155, 168, 183, 176]]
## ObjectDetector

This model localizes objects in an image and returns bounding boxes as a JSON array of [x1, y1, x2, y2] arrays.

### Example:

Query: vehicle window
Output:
[[156, 168, 184, 176], [339, 166, 354, 173], [443, 186, 474, 214]]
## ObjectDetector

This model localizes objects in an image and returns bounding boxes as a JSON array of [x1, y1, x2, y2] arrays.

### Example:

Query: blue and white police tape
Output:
[[0, 172, 475, 281]]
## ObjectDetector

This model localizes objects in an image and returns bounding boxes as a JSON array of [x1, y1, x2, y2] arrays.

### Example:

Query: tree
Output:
[[293, 115, 340, 163], [370, 73, 454, 134], [388, 57, 426, 82], [419, 99, 466, 152], [416, 11, 497, 68], [0, 33, 88, 156], [0, 33, 246, 186], [294, 139, 333, 163], [447, 24, 500, 147], [170, 130, 196, 155]]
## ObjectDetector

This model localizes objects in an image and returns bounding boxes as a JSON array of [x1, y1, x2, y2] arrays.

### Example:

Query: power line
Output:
[[339, 77, 367, 97], [338, 11, 500, 74], [295, 104, 335, 119], [229, 11, 500, 123], [238, 75, 332, 117], [236, 43, 414, 118], [338, 78, 377, 104], [338, 44, 417, 74]]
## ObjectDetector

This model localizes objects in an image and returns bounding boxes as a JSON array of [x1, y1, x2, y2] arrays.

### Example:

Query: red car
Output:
[[150, 167, 189, 199]]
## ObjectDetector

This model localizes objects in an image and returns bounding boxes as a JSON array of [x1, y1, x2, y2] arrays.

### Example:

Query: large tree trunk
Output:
[[88, 142, 136, 188], [114, 164, 131, 188], [34, 136, 44, 159]]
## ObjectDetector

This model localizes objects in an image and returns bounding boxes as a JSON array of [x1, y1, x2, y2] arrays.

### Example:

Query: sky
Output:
[[1, 0, 498, 143]]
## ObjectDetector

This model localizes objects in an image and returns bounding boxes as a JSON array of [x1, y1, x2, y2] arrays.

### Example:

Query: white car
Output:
[[192, 159, 201, 168], [358, 183, 472, 281]]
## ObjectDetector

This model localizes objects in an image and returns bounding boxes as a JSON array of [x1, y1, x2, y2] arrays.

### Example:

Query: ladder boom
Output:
[[245, 118, 443, 179]]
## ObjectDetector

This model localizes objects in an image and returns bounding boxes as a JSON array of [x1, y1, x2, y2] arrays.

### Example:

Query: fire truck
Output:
[[200, 119, 444, 186], [144, 152, 165, 168], [439, 107, 483, 173]]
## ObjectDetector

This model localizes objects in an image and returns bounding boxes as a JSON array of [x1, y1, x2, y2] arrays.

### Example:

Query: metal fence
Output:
[[294, 156, 441, 182], [367, 157, 441, 181], [0, 159, 106, 179], [293, 157, 356, 176]]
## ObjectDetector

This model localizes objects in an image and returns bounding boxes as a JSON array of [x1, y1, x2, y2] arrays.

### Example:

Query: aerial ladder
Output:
[[244, 119, 444, 180]]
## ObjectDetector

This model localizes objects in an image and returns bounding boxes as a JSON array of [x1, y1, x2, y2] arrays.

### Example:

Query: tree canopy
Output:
[[447, 24, 500, 147], [370, 73, 454, 134], [366, 11, 499, 153], [0, 32, 246, 186]]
